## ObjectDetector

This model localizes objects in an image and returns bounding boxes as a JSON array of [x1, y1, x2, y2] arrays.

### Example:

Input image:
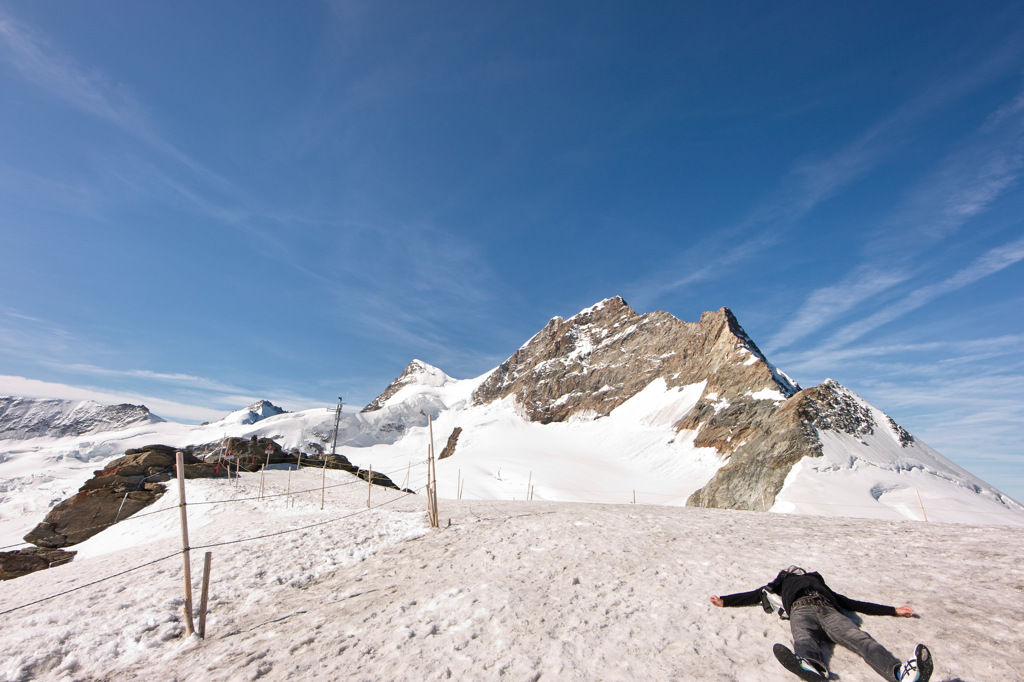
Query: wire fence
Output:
[[3, 455, 1020, 621], [0, 459, 431, 617]]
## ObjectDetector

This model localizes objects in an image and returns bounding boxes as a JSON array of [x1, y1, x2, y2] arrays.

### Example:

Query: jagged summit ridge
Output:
[[0, 397, 162, 441], [363, 359, 453, 413], [472, 296, 798, 423], [210, 400, 289, 426]]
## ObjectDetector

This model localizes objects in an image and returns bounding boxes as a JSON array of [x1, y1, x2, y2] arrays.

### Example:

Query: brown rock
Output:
[[472, 297, 797, 423], [0, 547, 76, 580], [439, 427, 462, 460]]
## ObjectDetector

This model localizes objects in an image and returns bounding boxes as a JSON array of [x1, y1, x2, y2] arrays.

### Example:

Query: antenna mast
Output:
[[331, 397, 343, 457]]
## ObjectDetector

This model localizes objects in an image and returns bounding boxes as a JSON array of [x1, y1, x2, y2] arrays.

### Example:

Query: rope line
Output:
[[0, 550, 183, 617], [1, 482, 428, 618], [191, 486, 426, 551]]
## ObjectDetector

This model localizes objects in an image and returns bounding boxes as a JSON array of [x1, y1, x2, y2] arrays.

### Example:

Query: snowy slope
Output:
[[3, 359, 1023, 554], [0, 397, 162, 441], [1, 468, 1021, 681], [773, 384, 1022, 524]]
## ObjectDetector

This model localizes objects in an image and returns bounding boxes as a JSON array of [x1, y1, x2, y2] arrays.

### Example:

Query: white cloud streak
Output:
[[824, 235, 1024, 349], [0, 10, 242, 210]]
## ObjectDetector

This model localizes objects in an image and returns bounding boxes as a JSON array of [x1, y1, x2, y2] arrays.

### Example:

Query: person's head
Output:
[[783, 565, 807, 575]]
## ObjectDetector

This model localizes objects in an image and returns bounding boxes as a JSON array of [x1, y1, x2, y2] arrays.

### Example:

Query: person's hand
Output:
[[895, 605, 915, 617], [710, 596, 724, 607]]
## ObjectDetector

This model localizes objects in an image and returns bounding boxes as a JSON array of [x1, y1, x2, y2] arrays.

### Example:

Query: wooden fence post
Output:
[[428, 416, 438, 528], [176, 451, 196, 637], [367, 465, 373, 508], [916, 489, 928, 522], [198, 551, 212, 638], [321, 456, 328, 510]]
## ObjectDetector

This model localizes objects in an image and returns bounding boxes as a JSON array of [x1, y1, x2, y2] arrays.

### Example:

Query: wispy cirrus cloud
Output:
[[773, 80, 1024, 354], [0, 12, 145, 132], [766, 266, 910, 352], [628, 35, 1024, 311], [881, 87, 1024, 245], [823, 234, 1024, 350], [0, 10, 242, 210]]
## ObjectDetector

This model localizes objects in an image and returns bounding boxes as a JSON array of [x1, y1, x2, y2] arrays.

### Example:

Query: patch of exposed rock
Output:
[[472, 296, 798, 423], [439, 427, 462, 460], [0, 547, 76, 581], [685, 388, 822, 511], [686, 379, 919, 511], [22, 445, 204, 549]]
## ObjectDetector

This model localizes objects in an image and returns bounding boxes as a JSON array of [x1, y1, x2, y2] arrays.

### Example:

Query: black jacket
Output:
[[720, 569, 897, 617]]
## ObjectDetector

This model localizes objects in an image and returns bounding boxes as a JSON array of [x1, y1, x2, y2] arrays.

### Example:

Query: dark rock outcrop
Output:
[[439, 427, 462, 460], [0, 547, 76, 580], [21, 445, 192, 549]]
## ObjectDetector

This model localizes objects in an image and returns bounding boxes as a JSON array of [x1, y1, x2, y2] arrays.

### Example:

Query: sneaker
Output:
[[798, 657, 828, 679], [897, 644, 932, 682]]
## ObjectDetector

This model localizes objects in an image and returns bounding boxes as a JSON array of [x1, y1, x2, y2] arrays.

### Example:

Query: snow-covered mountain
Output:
[[1, 297, 1021, 551], [212, 399, 288, 426], [0, 397, 163, 441]]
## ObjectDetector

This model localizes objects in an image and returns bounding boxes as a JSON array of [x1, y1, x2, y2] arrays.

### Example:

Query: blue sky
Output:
[[1, 1, 1022, 501]]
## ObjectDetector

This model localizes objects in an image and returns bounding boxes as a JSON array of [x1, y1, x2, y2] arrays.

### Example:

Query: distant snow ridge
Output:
[[224, 400, 288, 425], [362, 359, 454, 413], [0, 397, 162, 441]]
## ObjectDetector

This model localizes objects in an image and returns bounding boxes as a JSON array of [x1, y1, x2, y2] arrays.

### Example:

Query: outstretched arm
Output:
[[710, 596, 724, 607]]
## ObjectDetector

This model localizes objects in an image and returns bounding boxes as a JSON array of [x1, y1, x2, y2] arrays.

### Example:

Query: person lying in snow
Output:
[[710, 566, 932, 682]]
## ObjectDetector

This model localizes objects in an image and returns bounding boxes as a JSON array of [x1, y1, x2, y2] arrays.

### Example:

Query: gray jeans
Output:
[[790, 602, 901, 681]]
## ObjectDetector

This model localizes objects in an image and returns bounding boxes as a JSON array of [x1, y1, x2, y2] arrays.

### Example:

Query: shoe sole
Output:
[[916, 644, 933, 682]]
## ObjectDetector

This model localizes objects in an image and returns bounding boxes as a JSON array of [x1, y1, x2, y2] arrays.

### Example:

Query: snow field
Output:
[[1, 467, 1022, 681]]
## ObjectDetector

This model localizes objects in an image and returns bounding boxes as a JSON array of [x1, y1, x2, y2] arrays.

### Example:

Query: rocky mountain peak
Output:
[[472, 298, 798, 423], [362, 359, 451, 413], [247, 400, 287, 419]]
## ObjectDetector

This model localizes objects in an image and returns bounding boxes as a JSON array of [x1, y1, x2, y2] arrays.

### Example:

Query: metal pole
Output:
[[331, 397, 343, 456], [176, 451, 195, 637]]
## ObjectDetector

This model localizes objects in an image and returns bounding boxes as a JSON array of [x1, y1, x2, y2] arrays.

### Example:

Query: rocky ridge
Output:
[[0, 397, 162, 441], [362, 360, 451, 413], [471, 296, 797, 423], [367, 296, 926, 514]]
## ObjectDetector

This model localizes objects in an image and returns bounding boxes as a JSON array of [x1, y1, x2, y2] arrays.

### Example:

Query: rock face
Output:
[[22, 445, 189, 549], [439, 427, 462, 460], [473, 296, 797, 422], [0, 397, 162, 441], [0, 547, 76, 581]]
